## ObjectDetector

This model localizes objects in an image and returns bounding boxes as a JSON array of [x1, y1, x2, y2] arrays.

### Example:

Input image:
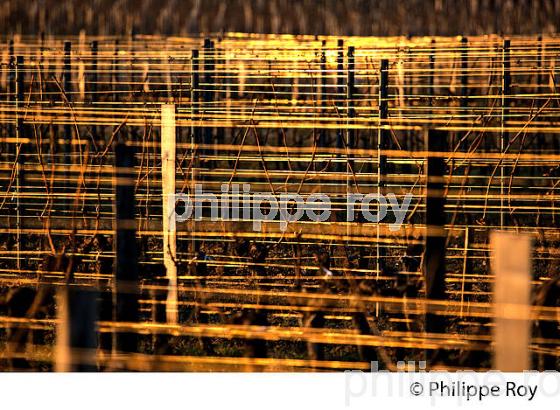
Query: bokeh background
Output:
[[1, 0, 559, 36]]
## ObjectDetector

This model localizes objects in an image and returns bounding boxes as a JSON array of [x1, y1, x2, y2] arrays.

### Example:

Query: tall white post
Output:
[[491, 231, 532, 371], [161, 104, 178, 324]]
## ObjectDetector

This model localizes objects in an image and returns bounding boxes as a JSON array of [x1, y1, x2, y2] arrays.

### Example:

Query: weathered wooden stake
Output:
[[346, 46, 357, 228], [536, 36, 544, 156], [537, 35, 544, 92], [78, 34, 86, 101], [190, 49, 201, 255], [112, 40, 119, 102], [429, 39, 435, 101], [460, 226, 472, 315], [15, 56, 24, 271], [5, 40, 15, 155], [191, 49, 200, 139], [215, 39, 224, 147], [56, 287, 97, 371], [63, 41, 72, 189], [500, 39, 511, 228], [458, 37, 474, 297], [161, 104, 178, 324], [459, 36, 468, 150], [114, 142, 140, 354], [336, 39, 344, 171], [346, 46, 356, 154], [377, 59, 389, 274], [203, 38, 214, 150], [423, 128, 447, 334], [90, 41, 99, 143], [319, 41, 327, 148], [491, 231, 532, 371], [460, 36, 468, 108]]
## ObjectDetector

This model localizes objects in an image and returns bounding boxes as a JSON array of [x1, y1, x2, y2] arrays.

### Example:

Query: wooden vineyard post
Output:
[[215, 39, 224, 146], [377, 59, 389, 275], [429, 40, 435, 102], [491, 231, 532, 371], [191, 49, 200, 143], [78, 32, 86, 101], [336, 39, 344, 171], [203, 38, 214, 152], [460, 225, 471, 316], [459, 36, 468, 150], [423, 128, 447, 334], [346, 46, 356, 162], [192, 47, 201, 171], [56, 287, 97, 371], [346, 46, 356, 238], [537, 35, 544, 91], [500, 39, 511, 228], [114, 142, 140, 354], [225, 46, 235, 142], [458, 37, 474, 300], [161, 104, 178, 324], [62, 40, 73, 213], [190, 49, 200, 258], [6, 39, 14, 155], [535, 36, 544, 157], [89, 39, 111, 353], [63, 41, 72, 171], [112, 40, 119, 102], [319, 41, 327, 148], [90, 40, 99, 144], [15, 56, 24, 271], [460, 37, 468, 105]]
